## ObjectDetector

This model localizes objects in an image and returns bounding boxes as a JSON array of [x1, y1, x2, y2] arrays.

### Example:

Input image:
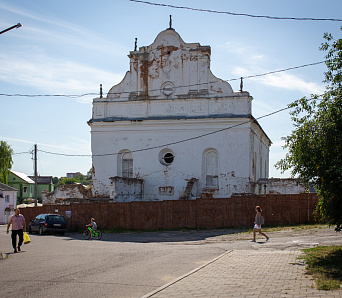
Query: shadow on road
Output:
[[61, 228, 249, 243]]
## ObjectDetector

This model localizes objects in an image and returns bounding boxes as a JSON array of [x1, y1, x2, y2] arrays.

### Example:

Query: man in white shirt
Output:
[[7, 208, 26, 253]]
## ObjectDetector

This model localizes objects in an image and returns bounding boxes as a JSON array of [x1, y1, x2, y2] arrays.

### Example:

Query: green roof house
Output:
[[8, 170, 34, 202]]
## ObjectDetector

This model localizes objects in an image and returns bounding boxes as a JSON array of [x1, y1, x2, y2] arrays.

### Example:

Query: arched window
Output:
[[260, 156, 263, 179], [118, 150, 133, 178], [204, 150, 218, 187], [254, 152, 257, 181]]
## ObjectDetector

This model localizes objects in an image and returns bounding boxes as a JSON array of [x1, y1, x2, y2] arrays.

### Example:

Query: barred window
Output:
[[122, 152, 133, 178]]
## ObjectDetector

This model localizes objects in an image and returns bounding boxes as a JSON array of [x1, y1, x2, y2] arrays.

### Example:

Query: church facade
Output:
[[88, 27, 271, 201]]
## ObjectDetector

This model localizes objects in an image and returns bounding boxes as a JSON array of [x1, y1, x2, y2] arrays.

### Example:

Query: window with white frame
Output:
[[5, 195, 10, 203], [205, 150, 218, 187]]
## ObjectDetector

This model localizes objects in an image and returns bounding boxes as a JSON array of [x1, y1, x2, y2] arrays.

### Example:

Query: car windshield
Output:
[[48, 215, 66, 223]]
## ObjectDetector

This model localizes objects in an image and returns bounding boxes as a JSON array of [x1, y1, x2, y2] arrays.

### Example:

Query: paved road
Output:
[[0, 226, 233, 298], [1, 225, 342, 297]]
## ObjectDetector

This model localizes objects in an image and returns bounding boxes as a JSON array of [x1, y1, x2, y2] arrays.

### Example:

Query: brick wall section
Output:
[[19, 194, 319, 231]]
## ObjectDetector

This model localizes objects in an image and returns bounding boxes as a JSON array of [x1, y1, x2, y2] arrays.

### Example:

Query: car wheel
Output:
[[39, 226, 44, 235], [28, 226, 32, 234]]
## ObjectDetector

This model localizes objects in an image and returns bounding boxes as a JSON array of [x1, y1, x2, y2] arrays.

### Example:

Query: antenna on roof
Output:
[[169, 15, 173, 29], [134, 38, 137, 51], [240, 77, 243, 92]]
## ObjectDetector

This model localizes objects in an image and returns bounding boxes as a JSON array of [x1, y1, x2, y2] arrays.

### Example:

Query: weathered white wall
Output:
[[89, 28, 271, 200], [91, 117, 269, 200], [109, 176, 144, 202], [256, 178, 306, 195], [43, 184, 91, 204]]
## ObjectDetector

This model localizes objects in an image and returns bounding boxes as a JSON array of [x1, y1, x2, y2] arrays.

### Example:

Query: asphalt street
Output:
[[1, 225, 341, 297], [0, 225, 233, 298]]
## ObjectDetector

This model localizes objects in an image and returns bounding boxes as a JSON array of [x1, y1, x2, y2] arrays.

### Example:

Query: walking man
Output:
[[7, 208, 26, 253]]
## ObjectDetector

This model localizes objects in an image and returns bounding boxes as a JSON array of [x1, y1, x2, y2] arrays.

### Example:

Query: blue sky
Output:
[[1, 0, 341, 178]]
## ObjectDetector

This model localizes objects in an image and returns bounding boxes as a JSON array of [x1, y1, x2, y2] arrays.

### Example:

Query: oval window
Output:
[[159, 148, 175, 166]]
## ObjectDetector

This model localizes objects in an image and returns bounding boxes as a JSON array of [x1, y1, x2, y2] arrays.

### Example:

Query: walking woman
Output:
[[252, 206, 269, 242]]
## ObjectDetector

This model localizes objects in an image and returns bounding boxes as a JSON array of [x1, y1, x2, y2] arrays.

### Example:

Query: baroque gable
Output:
[[107, 28, 233, 101]]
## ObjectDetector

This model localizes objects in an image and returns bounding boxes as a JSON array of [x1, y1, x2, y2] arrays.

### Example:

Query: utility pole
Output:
[[0, 23, 22, 35], [34, 144, 38, 207]]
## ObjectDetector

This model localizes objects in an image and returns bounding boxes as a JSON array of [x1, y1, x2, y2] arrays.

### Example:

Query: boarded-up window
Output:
[[122, 152, 133, 178], [206, 151, 218, 187]]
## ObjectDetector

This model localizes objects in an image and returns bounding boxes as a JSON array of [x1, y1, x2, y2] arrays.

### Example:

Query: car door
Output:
[[31, 215, 42, 232]]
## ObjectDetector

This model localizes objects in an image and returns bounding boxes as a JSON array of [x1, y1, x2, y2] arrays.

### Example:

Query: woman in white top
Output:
[[252, 206, 269, 242]]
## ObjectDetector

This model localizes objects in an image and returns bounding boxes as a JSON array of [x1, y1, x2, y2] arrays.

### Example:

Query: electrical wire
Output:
[[37, 104, 292, 158], [104, 61, 325, 99], [0, 151, 31, 160], [37, 150, 91, 157], [129, 0, 342, 22], [0, 93, 97, 98], [0, 61, 325, 99]]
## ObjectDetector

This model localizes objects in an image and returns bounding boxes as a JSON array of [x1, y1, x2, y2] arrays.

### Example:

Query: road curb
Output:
[[141, 250, 233, 298]]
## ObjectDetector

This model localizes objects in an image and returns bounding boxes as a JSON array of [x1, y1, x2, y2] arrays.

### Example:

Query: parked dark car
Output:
[[28, 214, 67, 235]]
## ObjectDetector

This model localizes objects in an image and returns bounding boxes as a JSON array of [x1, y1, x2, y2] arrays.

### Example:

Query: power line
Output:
[[0, 93, 97, 98], [14, 97, 324, 158], [129, 0, 342, 22], [0, 61, 325, 99], [38, 150, 91, 157], [0, 151, 31, 160], [105, 61, 325, 98], [37, 104, 292, 158], [13, 151, 31, 155]]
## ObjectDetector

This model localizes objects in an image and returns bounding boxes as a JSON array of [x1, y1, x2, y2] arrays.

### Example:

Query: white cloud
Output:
[[0, 53, 124, 103], [223, 42, 264, 65], [1, 136, 76, 150], [232, 66, 324, 95], [0, 2, 127, 58], [257, 73, 324, 95]]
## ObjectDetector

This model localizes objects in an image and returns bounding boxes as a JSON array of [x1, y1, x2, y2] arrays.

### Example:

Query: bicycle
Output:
[[82, 226, 102, 240]]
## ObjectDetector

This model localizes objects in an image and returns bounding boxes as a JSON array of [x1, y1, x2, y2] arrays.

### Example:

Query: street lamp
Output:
[[0, 23, 22, 35]]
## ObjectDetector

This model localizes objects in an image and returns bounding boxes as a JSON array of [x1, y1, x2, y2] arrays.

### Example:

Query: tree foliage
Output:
[[276, 28, 342, 231], [0, 141, 14, 184], [55, 170, 92, 186]]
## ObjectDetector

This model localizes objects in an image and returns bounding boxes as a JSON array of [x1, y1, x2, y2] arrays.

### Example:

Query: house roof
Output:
[[0, 182, 18, 192], [10, 170, 35, 184], [28, 176, 53, 184]]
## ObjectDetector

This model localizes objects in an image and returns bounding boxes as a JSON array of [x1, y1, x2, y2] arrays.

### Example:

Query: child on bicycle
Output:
[[86, 218, 97, 237]]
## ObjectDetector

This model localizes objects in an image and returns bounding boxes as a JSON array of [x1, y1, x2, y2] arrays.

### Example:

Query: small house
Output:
[[8, 170, 34, 202], [0, 182, 18, 224]]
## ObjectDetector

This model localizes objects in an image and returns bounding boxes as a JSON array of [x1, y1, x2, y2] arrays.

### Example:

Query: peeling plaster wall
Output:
[[90, 118, 267, 200], [109, 176, 143, 202], [257, 178, 306, 195], [43, 184, 91, 204], [89, 28, 271, 200]]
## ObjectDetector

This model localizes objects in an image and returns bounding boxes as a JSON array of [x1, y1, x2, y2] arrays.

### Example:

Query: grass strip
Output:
[[300, 246, 342, 290]]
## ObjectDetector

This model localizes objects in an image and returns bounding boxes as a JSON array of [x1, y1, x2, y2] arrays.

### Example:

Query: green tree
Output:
[[57, 177, 78, 186], [276, 28, 342, 231], [0, 141, 14, 184]]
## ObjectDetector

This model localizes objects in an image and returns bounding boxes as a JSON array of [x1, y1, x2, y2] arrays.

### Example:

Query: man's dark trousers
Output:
[[12, 229, 23, 249]]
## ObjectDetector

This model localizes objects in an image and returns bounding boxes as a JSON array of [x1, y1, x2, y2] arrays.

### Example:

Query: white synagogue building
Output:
[[88, 25, 271, 202]]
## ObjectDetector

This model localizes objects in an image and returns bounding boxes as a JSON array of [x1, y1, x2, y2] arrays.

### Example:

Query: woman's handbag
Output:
[[24, 232, 31, 244]]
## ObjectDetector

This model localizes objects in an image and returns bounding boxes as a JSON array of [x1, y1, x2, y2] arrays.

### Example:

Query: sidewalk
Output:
[[143, 230, 342, 298]]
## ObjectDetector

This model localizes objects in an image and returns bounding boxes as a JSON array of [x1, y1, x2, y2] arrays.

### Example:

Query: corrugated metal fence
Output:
[[19, 194, 319, 231]]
